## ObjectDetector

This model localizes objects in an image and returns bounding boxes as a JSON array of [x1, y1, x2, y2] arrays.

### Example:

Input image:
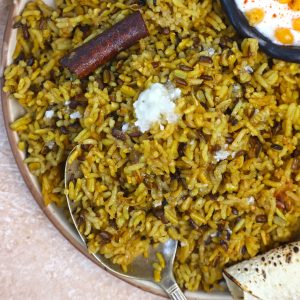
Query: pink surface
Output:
[[0, 1, 160, 299]]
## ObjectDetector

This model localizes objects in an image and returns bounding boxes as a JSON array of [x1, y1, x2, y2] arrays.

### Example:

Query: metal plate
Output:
[[0, 1, 230, 299]]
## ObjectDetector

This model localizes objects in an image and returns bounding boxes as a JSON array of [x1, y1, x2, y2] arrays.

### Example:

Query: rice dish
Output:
[[3, 0, 300, 292]]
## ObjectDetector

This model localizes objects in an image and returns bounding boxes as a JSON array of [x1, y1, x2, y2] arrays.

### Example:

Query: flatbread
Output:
[[223, 241, 300, 300]]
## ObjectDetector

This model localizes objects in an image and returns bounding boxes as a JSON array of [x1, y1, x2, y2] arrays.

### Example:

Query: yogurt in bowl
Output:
[[235, 0, 300, 45]]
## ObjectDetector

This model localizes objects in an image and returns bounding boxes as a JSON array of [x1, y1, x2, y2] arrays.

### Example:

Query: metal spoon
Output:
[[64, 145, 187, 300]]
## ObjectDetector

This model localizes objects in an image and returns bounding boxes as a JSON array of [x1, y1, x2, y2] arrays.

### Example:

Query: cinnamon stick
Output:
[[60, 11, 149, 78]]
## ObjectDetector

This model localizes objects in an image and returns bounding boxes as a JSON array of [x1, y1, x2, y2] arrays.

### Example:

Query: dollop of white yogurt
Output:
[[247, 196, 255, 205], [44, 110, 54, 119], [133, 83, 181, 133], [214, 150, 231, 162], [70, 111, 81, 119]]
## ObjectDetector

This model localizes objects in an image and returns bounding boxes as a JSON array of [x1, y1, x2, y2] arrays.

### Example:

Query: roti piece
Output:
[[223, 241, 300, 300]]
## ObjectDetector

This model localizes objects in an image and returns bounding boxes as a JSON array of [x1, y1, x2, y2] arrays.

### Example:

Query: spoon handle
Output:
[[161, 279, 187, 300], [166, 283, 187, 300]]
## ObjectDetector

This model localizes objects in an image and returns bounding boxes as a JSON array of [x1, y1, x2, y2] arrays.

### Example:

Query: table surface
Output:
[[0, 1, 160, 299]]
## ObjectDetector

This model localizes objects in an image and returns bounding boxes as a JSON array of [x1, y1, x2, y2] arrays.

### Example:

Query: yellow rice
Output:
[[4, 0, 300, 292]]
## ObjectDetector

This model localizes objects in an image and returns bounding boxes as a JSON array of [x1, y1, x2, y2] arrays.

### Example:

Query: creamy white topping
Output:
[[244, 65, 253, 74], [121, 123, 129, 132], [70, 111, 81, 119], [44, 110, 54, 119], [46, 141, 55, 149], [235, 0, 300, 45], [214, 150, 231, 162], [247, 196, 255, 205], [133, 83, 181, 133], [207, 47, 215, 56]]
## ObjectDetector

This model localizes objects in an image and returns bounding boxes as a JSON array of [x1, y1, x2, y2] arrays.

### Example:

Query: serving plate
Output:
[[0, 1, 231, 299]]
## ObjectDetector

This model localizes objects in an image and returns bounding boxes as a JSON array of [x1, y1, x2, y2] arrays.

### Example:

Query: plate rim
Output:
[[0, 2, 231, 299]]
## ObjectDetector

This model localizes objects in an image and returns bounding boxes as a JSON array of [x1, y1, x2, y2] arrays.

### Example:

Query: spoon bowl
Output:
[[64, 145, 187, 300], [220, 0, 300, 63]]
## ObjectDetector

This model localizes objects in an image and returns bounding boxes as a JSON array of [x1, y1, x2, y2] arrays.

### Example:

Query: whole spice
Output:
[[78, 24, 90, 34], [22, 24, 29, 40], [179, 64, 194, 71], [193, 37, 200, 48], [271, 121, 282, 136], [117, 78, 124, 85], [256, 214, 268, 223], [81, 144, 93, 151], [276, 198, 286, 211], [68, 100, 79, 109], [211, 144, 221, 152], [162, 199, 168, 206], [189, 218, 199, 229], [60, 126, 69, 134], [14, 52, 25, 64], [291, 148, 300, 158], [98, 231, 112, 243], [128, 130, 143, 138], [292, 158, 300, 170], [198, 56, 213, 64], [27, 57, 34, 66], [174, 77, 188, 86], [249, 136, 262, 158], [60, 12, 149, 78], [39, 18, 47, 30], [224, 107, 232, 115], [151, 61, 160, 68], [205, 235, 212, 245], [170, 168, 181, 181], [229, 116, 238, 126], [231, 207, 239, 215], [225, 230, 231, 241], [200, 101, 208, 110], [76, 209, 86, 225], [235, 150, 247, 158], [226, 136, 234, 144], [40, 145, 51, 155], [152, 207, 168, 224], [271, 143, 283, 151], [160, 27, 170, 35], [178, 142, 187, 157], [220, 239, 229, 251], [241, 245, 247, 255], [112, 128, 126, 141], [219, 36, 232, 49], [200, 74, 213, 80], [12, 21, 22, 29]]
